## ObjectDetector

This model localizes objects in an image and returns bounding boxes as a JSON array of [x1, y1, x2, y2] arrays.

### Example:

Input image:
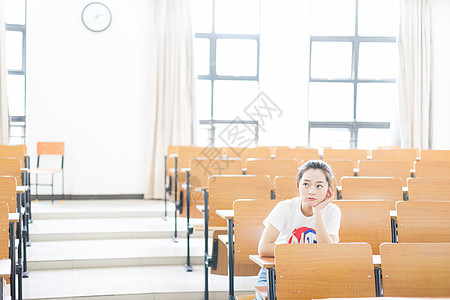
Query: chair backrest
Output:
[[189, 158, 243, 188], [0, 202, 9, 259], [274, 176, 298, 200], [0, 144, 26, 158], [274, 147, 319, 161], [208, 175, 271, 227], [37, 142, 65, 156], [233, 199, 279, 265], [0, 176, 17, 213], [275, 243, 376, 299], [176, 146, 223, 171], [396, 201, 450, 243], [420, 149, 450, 161], [322, 149, 368, 168], [414, 160, 450, 179], [334, 200, 391, 255], [246, 159, 298, 189], [166, 145, 178, 176], [340, 176, 403, 209], [358, 160, 411, 186], [371, 148, 418, 169], [0, 158, 22, 186], [323, 159, 355, 185], [407, 177, 450, 201], [239, 147, 272, 167], [380, 243, 450, 297]]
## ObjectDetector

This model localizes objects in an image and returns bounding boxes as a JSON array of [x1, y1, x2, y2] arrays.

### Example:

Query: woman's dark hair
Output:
[[296, 160, 334, 188]]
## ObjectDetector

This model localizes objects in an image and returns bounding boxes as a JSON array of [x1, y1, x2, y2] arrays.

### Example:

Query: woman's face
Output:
[[298, 168, 330, 208]]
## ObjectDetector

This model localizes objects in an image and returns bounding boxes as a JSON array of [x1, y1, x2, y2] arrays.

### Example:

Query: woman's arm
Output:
[[258, 223, 280, 257], [313, 188, 338, 244]]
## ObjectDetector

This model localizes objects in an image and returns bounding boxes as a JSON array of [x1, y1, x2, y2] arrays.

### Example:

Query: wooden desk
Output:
[[249, 253, 382, 300]]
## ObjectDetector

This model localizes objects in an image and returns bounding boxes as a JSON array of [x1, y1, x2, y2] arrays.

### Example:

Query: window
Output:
[[191, 0, 261, 147], [4, 0, 27, 144], [308, 0, 399, 149]]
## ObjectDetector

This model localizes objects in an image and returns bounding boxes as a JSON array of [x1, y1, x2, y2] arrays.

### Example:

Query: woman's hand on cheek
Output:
[[313, 189, 334, 212]]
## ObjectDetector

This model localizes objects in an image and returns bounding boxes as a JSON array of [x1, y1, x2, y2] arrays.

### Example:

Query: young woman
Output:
[[255, 160, 341, 298]]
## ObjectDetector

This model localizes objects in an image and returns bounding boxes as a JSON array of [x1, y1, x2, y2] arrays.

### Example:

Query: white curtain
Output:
[[0, 0, 10, 143], [144, 0, 196, 199], [395, 0, 431, 149]]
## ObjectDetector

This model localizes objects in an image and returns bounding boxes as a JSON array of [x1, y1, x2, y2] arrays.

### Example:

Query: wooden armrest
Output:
[[216, 210, 234, 219], [16, 186, 27, 193], [255, 286, 268, 300], [218, 234, 230, 245], [249, 255, 274, 268]]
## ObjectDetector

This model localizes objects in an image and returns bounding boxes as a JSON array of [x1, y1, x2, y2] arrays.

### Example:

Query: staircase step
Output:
[[30, 217, 206, 241], [23, 265, 257, 300], [27, 238, 205, 270]]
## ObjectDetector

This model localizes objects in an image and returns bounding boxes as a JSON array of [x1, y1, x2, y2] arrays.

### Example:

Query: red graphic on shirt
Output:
[[288, 227, 317, 244]]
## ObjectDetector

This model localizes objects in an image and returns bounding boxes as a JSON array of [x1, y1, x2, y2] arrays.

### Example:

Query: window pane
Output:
[[308, 83, 354, 122], [310, 128, 351, 149], [6, 31, 23, 70], [311, 42, 353, 79], [310, 0, 356, 36], [194, 38, 210, 76], [357, 128, 390, 149], [357, 83, 397, 122], [191, 0, 212, 33], [358, 42, 398, 79], [213, 80, 259, 119], [215, 0, 259, 34], [359, 0, 399, 37], [4, 0, 25, 25], [7, 74, 25, 116], [196, 80, 212, 120], [216, 39, 257, 76]]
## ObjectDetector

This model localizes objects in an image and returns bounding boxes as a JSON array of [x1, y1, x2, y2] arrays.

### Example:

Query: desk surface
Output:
[[250, 254, 381, 269], [216, 209, 234, 220], [0, 258, 11, 276], [9, 213, 19, 223]]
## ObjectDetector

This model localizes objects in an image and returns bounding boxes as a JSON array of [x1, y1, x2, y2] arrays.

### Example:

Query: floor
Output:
[[22, 199, 257, 300]]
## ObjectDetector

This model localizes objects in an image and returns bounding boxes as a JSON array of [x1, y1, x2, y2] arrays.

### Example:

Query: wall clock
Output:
[[82, 2, 112, 32]]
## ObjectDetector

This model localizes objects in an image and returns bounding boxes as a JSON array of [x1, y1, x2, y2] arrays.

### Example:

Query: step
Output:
[[23, 265, 258, 300], [30, 199, 175, 220], [27, 238, 206, 270], [29, 217, 205, 241]]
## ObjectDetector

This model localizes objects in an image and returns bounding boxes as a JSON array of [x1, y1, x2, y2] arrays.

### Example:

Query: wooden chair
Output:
[[0, 144, 27, 168], [0, 158, 23, 186], [225, 147, 272, 168], [274, 147, 319, 161], [414, 160, 450, 179], [28, 142, 65, 203], [324, 159, 355, 185], [407, 177, 450, 201], [380, 243, 450, 297], [246, 159, 298, 189], [322, 149, 368, 168], [274, 176, 298, 200], [371, 148, 419, 169], [208, 175, 271, 228], [0, 176, 18, 213], [0, 202, 12, 298], [340, 177, 403, 210], [334, 200, 391, 254], [274, 243, 376, 299], [358, 160, 411, 186], [181, 158, 243, 218], [396, 201, 450, 243], [419, 149, 450, 161]]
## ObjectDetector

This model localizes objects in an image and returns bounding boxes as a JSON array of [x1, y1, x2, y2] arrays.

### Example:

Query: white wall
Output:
[[27, 0, 154, 196], [430, 0, 450, 149]]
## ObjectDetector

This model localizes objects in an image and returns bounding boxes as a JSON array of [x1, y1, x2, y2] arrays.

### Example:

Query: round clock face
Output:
[[82, 2, 112, 32]]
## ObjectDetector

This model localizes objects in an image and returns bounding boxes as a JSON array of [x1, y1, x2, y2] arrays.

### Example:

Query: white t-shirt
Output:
[[264, 197, 341, 245]]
